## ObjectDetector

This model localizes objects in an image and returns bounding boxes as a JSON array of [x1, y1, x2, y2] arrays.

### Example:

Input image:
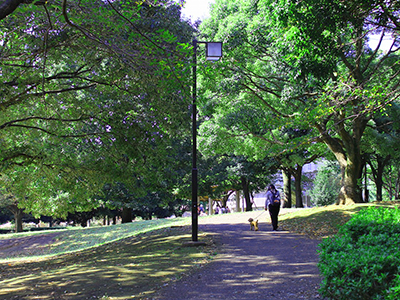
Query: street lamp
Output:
[[191, 39, 222, 242]]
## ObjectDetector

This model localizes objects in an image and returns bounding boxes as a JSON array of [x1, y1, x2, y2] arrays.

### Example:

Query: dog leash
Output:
[[253, 210, 267, 220]]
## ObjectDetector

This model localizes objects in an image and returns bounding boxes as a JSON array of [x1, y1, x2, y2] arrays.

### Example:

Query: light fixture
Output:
[[206, 42, 223, 61], [191, 39, 223, 243]]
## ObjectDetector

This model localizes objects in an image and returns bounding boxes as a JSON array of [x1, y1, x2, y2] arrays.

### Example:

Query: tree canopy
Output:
[[2, 0, 400, 228], [0, 0, 194, 221], [198, 0, 400, 204]]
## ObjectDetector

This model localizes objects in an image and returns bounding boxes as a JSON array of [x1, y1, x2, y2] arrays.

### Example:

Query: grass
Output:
[[1, 202, 399, 299], [279, 202, 400, 239], [0, 220, 216, 300], [1, 217, 192, 261]]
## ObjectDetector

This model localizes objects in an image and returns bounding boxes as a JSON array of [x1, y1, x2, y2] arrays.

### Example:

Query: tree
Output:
[[310, 160, 341, 206], [384, 160, 400, 200], [273, 128, 320, 207], [0, 0, 46, 21], [198, 56, 321, 208], [223, 155, 276, 211], [97, 135, 195, 222], [363, 103, 400, 201], [0, 192, 24, 232], [196, 151, 277, 211], [0, 0, 194, 218], [199, 0, 400, 204]]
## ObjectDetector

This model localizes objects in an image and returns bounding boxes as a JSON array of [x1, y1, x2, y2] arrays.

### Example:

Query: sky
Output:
[[180, 0, 215, 22], [178, 0, 395, 51]]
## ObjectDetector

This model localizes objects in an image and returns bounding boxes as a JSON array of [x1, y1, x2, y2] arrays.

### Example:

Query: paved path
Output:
[[153, 213, 325, 300]]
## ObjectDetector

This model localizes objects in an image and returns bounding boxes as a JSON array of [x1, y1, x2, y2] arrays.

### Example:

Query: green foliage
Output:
[[339, 206, 400, 240], [387, 275, 400, 300], [318, 207, 400, 299], [0, 0, 194, 217], [199, 0, 400, 204], [310, 161, 341, 206], [195, 154, 277, 203]]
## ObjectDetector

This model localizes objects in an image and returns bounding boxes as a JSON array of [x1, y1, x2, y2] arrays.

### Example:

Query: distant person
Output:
[[265, 184, 281, 231]]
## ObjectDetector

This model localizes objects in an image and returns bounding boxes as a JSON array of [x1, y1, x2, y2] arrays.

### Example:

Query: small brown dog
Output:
[[248, 218, 259, 231]]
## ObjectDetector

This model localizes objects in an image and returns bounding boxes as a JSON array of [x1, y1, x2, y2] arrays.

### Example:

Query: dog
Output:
[[248, 218, 259, 231]]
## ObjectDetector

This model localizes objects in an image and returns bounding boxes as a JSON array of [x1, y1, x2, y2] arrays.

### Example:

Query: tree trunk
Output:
[[121, 207, 132, 223], [319, 122, 366, 205], [337, 152, 363, 204], [396, 168, 400, 200], [221, 193, 230, 208], [241, 176, 252, 211], [14, 207, 24, 233], [0, 0, 47, 21], [282, 169, 292, 208], [293, 165, 304, 208], [368, 155, 390, 202], [0, 0, 22, 20], [374, 161, 384, 202], [364, 163, 369, 203], [7, 204, 24, 232], [235, 190, 241, 212]]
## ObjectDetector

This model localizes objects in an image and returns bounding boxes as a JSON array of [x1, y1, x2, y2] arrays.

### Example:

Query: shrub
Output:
[[340, 207, 400, 241], [387, 275, 400, 300], [318, 207, 400, 300]]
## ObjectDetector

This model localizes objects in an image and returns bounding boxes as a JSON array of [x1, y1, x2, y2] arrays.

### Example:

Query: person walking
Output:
[[265, 184, 281, 231]]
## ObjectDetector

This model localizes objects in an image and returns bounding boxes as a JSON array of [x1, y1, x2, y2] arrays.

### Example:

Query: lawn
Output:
[[1, 203, 398, 299], [279, 201, 400, 239], [0, 217, 191, 261], [0, 219, 216, 300]]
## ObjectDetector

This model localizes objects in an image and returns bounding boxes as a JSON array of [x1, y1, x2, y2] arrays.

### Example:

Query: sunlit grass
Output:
[[279, 202, 399, 239], [0, 226, 216, 300], [4, 205, 397, 299], [0, 217, 191, 262]]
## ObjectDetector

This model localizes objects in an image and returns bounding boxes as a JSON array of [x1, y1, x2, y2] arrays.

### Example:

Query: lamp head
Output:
[[206, 42, 223, 61]]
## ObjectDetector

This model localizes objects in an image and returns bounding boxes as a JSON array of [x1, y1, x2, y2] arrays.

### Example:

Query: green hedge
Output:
[[318, 207, 400, 300]]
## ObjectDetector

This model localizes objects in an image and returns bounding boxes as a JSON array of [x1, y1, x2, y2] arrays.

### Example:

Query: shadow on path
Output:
[[153, 217, 325, 300]]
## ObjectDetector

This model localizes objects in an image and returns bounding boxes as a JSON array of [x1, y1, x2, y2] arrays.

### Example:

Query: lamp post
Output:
[[192, 39, 222, 242]]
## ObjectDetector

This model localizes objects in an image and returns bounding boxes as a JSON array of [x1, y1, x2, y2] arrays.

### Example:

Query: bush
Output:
[[318, 207, 400, 300], [387, 275, 400, 300], [340, 207, 400, 241]]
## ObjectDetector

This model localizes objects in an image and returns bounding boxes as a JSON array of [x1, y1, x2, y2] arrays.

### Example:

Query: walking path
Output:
[[153, 212, 325, 299]]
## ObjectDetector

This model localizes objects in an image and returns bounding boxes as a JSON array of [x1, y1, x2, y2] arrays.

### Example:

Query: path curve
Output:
[[153, 213, 325, 300]]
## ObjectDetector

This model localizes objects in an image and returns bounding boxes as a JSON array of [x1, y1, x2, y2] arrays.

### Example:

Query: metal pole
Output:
[[192, 39, 198, 242]]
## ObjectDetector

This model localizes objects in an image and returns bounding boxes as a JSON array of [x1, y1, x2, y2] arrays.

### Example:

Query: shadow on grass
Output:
[[0, 226, 216, 300], [279, 204, 386, 239]]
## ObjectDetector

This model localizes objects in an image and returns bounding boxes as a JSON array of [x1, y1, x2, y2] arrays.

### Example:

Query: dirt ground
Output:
[[152, 212, 326, 300], [0, 211, 326, 299]]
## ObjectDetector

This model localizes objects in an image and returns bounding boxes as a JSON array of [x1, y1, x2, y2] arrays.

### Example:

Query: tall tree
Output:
[[199, 0, 400, 204], [0, 0, 194, 220], [363, 103, 400, 201]]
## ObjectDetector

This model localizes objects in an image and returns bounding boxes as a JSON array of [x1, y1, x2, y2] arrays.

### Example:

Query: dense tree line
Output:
[[1, 0, 400, 232], [0, 0, 195, 231], [198, 0, 400, 205]]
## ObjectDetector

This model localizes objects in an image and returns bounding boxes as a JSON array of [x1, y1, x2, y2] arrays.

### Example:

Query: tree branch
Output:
[[0, 0, 47, 21], [0, 115, 91, 130]]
